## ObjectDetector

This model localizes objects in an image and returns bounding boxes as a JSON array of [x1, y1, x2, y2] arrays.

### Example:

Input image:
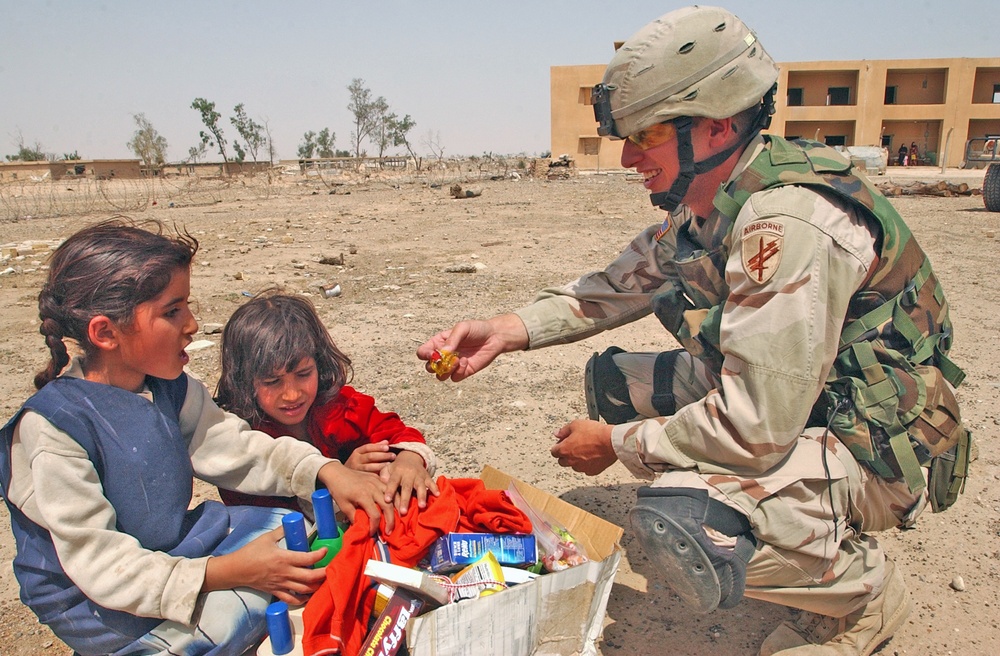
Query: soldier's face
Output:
[[620, 131, 683, 195]]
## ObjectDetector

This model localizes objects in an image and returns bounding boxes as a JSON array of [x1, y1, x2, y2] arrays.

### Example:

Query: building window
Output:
[[787, 88, 804, 106], [580, 137, 601, 156], [884, 86, 897, 104], [579, 87, 595, 105], [827, 87, 850, 105], [881, 134, 893, 148], [993, 84, 1000, 103], [825, 135, 847, 147]]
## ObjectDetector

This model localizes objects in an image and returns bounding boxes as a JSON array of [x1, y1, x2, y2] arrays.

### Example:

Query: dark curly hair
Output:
[[214, 290, 352, 426], [34, 218, 198, 390]]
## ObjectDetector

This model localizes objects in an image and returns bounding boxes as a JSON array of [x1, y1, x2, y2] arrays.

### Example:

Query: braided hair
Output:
[[33, 218, 198, 389]]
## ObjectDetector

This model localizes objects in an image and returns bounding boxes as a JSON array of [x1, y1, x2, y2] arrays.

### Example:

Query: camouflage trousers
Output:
[[613, 349, 925, 618]]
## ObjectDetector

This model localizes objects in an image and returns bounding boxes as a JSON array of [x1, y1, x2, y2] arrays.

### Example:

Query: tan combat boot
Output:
[[758, 560, 911, 656]]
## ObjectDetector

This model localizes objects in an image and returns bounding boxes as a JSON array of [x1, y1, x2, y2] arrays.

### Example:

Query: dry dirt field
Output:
[[0, 167, 998, 655]]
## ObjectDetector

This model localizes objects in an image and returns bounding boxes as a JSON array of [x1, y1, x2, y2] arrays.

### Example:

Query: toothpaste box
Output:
[[428, 532, 537, 573]]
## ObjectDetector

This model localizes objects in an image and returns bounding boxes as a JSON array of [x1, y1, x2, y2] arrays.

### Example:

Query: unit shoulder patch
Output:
[[741, 219, 784, 284]]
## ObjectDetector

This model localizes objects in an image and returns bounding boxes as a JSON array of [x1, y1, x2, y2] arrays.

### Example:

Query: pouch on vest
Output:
[[824, 339, 970, 506]]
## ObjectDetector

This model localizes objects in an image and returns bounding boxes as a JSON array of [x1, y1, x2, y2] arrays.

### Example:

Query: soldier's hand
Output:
[[417, 314, 529, 381], [551, 419, 618, 475]]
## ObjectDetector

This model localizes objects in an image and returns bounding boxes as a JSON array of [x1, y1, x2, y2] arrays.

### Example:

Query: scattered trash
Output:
[[449, 184, 483, 199], [319, 253, 345, 266], [444, 263, 477, 273], [320, 283, 342, 298], [240, 291, 253, 297]]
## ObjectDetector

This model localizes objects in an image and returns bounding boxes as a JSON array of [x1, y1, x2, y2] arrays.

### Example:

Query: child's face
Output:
[[254, 357, 319, 431], [115, 267, 198, 389]]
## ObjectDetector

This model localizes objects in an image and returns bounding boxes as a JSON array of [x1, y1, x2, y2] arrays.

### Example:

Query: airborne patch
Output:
[[741, 219, 784, 284]]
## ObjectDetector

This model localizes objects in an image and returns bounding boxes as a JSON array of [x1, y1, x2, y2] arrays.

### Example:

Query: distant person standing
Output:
[[909, 142, 919, 166], [897, 144, 908, 166]]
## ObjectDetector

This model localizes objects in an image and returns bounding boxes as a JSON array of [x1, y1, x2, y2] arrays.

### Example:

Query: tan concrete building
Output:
[[0, 159, 143, 181], [551, 57, 1000, 169]]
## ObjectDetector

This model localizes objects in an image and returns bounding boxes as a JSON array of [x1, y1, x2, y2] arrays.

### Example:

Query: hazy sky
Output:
[[1, 1, 995, 162]]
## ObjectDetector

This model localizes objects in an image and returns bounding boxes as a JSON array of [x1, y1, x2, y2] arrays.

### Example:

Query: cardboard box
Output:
[[405, 466, 623, 656], [257, 466, 623, 656]]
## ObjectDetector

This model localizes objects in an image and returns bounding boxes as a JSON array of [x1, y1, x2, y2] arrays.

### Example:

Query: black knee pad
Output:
[[628, 487, 756, 613], [584, 346, 638, 424]]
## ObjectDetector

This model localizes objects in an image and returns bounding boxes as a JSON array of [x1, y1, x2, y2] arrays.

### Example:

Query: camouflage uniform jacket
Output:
[[516, 136, 965, 493]]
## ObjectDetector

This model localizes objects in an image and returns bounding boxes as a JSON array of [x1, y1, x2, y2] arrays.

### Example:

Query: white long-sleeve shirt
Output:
[[5, 359, 333, 625]]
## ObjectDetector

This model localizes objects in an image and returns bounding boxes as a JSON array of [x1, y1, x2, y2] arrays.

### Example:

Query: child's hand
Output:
[[317, 461, 395, 535], [204, 526, 326, 606], [380, 451, 440, 515], [345, 440, 396, 473]]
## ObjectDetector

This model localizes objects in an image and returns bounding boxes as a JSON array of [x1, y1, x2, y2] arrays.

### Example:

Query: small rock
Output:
[[202, 323, 224, 335], [950, 575, 966, 592], [233, 271, 244, 280], [186, 340, 216, 352]]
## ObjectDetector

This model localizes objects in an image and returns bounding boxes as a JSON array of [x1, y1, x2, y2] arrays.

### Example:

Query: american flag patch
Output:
[[654, 215, 673, 241]]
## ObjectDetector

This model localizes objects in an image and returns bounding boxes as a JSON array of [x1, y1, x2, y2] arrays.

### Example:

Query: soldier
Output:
[[418, 6, 970, 656]]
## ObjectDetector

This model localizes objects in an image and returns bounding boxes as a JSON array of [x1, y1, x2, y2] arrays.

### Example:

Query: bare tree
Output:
[[262, 117, 277, 164], [371, 100, 393, 160], [421, 130, 446, 164], [187, 142, 207, 164], [127, 113, 168, 169], [5, 130, 46, 162]]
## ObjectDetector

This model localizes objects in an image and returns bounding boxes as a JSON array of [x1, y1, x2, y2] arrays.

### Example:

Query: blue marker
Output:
[[265, 601, 294, 655], [310, 489, 344, 568], [281, 512, 310, 552]]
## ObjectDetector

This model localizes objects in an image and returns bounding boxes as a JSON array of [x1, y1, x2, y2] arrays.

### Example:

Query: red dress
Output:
[[217, 386, 426, 510]]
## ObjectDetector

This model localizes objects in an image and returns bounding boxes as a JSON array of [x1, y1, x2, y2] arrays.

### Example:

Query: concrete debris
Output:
[[450, 184, 483, 199]]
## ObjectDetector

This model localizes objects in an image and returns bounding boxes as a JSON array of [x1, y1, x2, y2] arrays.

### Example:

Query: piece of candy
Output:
[[428, 349, 458, 380]]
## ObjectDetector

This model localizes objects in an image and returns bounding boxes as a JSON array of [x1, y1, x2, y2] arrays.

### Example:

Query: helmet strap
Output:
[[648, 91, 776, 213]]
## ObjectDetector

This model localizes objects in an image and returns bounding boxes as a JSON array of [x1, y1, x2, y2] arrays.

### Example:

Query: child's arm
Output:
[[203, 527, 327, 606], [345, 440, 396, 472], [316, 460, 395, 535]]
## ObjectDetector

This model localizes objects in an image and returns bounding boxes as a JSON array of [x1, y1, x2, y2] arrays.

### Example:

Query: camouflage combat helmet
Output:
[[592, 5, 779, 212]]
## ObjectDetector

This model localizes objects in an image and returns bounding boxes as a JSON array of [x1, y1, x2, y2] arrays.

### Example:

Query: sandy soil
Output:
[[0, 167, 997, 655]]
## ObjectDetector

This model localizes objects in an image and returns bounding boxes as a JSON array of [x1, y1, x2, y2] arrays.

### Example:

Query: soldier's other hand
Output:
[[551, 419, 617, 476]]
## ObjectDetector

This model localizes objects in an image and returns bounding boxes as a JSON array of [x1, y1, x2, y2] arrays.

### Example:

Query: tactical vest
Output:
[[651, 136, 970, 510]]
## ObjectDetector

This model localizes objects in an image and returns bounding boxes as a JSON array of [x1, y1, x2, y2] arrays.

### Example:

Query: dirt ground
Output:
[[0, 166, 998, 655]]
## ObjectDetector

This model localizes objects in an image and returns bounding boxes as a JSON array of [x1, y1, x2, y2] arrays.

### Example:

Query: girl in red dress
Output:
[[215, 292, 438, 515]]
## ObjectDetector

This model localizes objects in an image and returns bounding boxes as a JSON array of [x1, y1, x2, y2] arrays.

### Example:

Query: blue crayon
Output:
[[281, 512, 309, 552]]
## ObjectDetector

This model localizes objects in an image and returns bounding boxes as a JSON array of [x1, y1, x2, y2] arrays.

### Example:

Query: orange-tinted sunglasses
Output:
[[626, 121, 678, 150]]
